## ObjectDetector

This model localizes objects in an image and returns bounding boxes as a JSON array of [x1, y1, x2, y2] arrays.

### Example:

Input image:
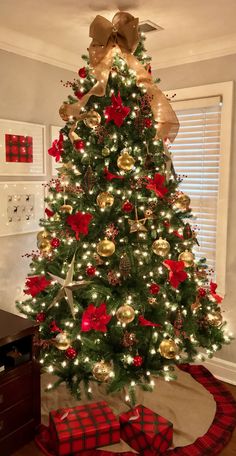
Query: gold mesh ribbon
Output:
[[59, 12, 179, 142]]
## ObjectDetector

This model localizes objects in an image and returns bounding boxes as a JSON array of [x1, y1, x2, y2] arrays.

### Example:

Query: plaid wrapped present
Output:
[[120, 404, 173, 455], [49, 401, 120, 456], [5, 134, 33, 162]]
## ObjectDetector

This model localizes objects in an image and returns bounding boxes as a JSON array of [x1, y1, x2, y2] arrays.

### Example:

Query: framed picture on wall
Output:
[[0, 181, 46, 237], [50, 125, 63, 177], [0, 119, 46, 176]]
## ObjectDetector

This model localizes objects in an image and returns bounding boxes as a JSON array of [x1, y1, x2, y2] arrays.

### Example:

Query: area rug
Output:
[[35, 364, 236, 456]]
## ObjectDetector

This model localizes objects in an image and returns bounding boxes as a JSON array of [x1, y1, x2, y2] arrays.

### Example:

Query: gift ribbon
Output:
[[59, 12, 179, 143]]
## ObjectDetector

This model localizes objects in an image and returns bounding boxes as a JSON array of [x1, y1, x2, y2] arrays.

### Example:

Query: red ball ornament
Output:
[[122, 201, 134, 213], [78, 67, 87, 78], [133, 355, 143, 367], [74, 139, 85, 151], [149, 283, 160, 295], [198, 287, 206, 298], [144, 118, 152, 128], [36, 312, 46, 323], [65, 347, 77, 360], [75, 90, 84, 99], [50, 238, 60, 248], [86, 266, 97, 277]]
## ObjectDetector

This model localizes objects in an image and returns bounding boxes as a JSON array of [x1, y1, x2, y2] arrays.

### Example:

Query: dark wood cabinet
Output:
[[0, 309, 40, 455]]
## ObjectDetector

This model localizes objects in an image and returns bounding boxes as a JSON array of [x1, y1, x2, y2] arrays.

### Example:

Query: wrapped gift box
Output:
[[49, 401, 120, 456], [120, 404, 173, 455]]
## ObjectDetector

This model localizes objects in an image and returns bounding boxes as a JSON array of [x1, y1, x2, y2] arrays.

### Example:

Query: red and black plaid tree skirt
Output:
[[5, 134, 33, 162], [35, 365, 236, 456]]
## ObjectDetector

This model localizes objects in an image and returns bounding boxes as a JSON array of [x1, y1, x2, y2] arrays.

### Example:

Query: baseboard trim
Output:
[[201, 356, 236, 385]]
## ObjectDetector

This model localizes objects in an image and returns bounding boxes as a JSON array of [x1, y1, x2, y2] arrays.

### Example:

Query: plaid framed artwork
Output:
[[0, 181, 45, 236], [0, 119, 46, 176]]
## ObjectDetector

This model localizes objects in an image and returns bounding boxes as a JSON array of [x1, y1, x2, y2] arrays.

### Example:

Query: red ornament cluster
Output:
[[65, 347, 77, 360], [74, 139, 85, 151], [36, 312, 46, 323], [133, 355, 143, 367], [78, 67, 87, 78], [50, 238, 60, 248], [149, 283, 160, 295], [86, 266, 97, 277]]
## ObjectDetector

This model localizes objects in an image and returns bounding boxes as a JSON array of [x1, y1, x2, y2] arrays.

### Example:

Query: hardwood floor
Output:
[[13, 382, 236, 456]]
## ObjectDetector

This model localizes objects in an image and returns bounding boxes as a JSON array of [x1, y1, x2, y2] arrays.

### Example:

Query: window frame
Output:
[[165, 81, 234, 295]]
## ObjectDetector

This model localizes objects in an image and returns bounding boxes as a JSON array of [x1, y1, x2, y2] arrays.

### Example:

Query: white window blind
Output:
[[170, 96, 222, 270]]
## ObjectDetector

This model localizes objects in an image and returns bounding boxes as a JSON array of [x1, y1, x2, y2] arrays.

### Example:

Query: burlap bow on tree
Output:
[[59, 11, 179, 142]]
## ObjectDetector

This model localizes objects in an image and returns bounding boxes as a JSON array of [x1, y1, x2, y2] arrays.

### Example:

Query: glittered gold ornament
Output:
[[84, 110, 101, 129], [92, 361, 112, 382], [59, 104, 70, 122], [60, 204, 73, 214], [37, 230, 49, 243], [159, 339, 178, 359], [152, 238, 170, 257], [207, 312, 223, 327], [53, 332, 71, 350], [178, 250, 194, 267], [96, 239, 115, 257], [53, 213, 61, 222], [39, 239, 52, 253], [175, 194, 191, 211], [116, 305, 135, 324], [117, 149, 135, 171], [102, 146, 111, 157], [96, 192, 114, 208]]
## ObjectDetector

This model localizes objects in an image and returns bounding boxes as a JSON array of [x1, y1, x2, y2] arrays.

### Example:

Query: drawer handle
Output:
[[0, 394, 3, 405], [0, 420, 3, 431]]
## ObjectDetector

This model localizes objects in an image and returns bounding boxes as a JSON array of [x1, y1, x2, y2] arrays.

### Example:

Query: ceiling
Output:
[[0, 0, 236, 70]]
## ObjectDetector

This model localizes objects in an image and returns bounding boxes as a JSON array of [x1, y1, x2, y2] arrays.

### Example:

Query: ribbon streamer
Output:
[[59, 12, 179, 142]]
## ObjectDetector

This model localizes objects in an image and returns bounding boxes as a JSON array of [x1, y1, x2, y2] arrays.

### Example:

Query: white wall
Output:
[[0, 50, 74, 313], [155, 53, 236, 365]]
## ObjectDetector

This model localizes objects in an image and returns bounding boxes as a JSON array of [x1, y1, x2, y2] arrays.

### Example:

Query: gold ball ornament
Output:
[[54, 332, 71, 350], [92, 361, 112, 382], [39, 239, 52, 253], [101, 147, 111, 157], [159, 339, 179, 359], [116, 305, 135, 324], [60, 204, 73, 214], [117, 149, 135, 171], [96, 192, 114, 209], [96, 239, 115, 257], [37, 230, 49, 243], [84, 110, 101, 129], [152, 237, 170, 257], [178, 250, 194, 267], [207, 312, 223, 327], [175, 194, 191, 211]]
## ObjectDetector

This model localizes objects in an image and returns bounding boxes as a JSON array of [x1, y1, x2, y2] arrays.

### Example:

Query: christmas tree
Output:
[[17, 12, 231, 404]]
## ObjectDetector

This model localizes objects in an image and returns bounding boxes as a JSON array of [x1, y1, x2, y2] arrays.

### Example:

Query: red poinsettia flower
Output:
[[66, 211, 93, 240], [138, 316, 161, 328], [104, 167, 124, 181], [104, 92, 131, 127], [45, 208, 55, 218], [163, 260, 188, 288], [81, 302, 112, 332], [145, 173, 168, 198], [210, 281, 223, 303], [24, 275, 51, 297], [48, 133, 64, 162]]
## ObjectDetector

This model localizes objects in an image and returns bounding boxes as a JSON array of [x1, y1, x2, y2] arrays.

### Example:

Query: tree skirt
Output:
[[35, 365, 236, 456]]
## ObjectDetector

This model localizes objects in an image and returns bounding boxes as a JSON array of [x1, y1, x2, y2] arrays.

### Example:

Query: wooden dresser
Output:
[[0, 309, 40, 455]]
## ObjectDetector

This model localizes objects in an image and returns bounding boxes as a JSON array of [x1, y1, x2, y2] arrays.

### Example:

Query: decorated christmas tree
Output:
[[17, 12, 231, 404]]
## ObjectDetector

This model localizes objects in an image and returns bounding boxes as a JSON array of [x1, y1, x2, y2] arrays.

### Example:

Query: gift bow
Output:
[[59, 12, 179, 143]]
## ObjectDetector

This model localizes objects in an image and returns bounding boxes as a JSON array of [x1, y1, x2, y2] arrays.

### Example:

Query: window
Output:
[[167, 82, 233, 294]]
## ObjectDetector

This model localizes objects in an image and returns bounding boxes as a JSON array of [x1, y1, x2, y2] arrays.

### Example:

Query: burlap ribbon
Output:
[[59, 12, 179, 142]]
